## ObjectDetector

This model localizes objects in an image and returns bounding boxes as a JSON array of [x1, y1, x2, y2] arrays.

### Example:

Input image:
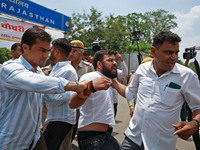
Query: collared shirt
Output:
[[41, 64, 53, 76], [125, 61, 200, 150], [112, 61, 128, 104], [75, 60, 94, 80], [43, 61, 78, 125], [0, 56, 69, 150], [78, 71, 115, 128]]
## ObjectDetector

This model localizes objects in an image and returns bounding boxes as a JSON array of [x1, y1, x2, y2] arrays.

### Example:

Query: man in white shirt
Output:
[[42, 38, 77, 150], [112, 31, 200, 150], [69, 50, 121, 150]]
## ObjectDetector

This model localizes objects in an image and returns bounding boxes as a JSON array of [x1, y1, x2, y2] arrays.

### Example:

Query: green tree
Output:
[[68, 8, 178, 55], [0, 47, 12, 64], [69, 7, 105, 49], [143, 9, 177, 42], [188, 61, 197, 72]]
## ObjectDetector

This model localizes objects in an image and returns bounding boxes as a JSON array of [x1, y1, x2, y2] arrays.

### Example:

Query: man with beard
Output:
[[111, 31, 200, 150], [69, 50, 121, 150], [42, 38, 78, 150]]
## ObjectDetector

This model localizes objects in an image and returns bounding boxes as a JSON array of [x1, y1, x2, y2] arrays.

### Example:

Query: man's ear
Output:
[[11, 49, 14, 55], [97, 61, 102, 69], [22, 43, 29, 54], [151, 46, 156, 57], [55, 48, 59, 55]]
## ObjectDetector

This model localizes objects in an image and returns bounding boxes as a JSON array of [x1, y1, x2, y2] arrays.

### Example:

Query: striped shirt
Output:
[[0, 56, 69, 149], [43, 61, 77, 125]]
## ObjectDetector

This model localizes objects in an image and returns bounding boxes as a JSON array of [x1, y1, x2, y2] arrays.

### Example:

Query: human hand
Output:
[[173, 121, 198, 139], [76, 80, 89, 98], [92, 77, 111, 91], [130, 108, 134, 117], [115, 51, 123, 62], [111, 79, 118, 89]]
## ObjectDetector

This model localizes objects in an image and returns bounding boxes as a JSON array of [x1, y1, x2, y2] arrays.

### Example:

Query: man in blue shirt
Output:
[[0, 27, 109, 150]]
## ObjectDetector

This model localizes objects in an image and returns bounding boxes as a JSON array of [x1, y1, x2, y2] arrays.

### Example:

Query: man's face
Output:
[[12, 45, 22, 59], [22, 39, 50, 70], [68, 47, 83, 62], [101, 54, 117, 79], [151, 41, 179, 76]]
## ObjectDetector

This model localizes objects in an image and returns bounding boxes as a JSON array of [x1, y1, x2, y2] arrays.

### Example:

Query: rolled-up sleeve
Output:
[[1, 62, 68, 94], [125, 72, 139, 101]]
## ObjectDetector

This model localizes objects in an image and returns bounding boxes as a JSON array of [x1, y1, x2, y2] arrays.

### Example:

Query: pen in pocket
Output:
[[164, 84, 168, 91]]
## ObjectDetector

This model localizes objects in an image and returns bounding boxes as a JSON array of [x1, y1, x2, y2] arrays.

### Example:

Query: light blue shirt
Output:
[[44, 61, 77, 125], [0, 56, 69, 149]]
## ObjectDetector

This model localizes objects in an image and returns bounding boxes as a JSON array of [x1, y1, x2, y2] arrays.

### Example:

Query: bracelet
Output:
[[90, 80, 96, 92], [88, 81, 96, 93], [192, 119, 200, 127], [75, 82, 78, 91], [129, 105, 134, 109], [88, 81, 93, 92]]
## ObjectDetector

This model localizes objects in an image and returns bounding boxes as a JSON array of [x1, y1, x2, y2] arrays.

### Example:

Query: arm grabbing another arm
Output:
[[111, 79, 126, 98], [69, 76, 111, 108]]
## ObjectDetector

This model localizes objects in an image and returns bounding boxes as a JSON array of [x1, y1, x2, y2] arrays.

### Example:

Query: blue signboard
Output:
[[0, 0, 70, 31]]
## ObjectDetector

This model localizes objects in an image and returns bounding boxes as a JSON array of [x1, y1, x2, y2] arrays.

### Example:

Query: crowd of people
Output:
[[0, 27, 200, 150]]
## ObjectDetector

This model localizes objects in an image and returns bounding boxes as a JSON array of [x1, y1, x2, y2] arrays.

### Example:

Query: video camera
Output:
[[183, 46, 200, 59], [91, 37, 106, 52]]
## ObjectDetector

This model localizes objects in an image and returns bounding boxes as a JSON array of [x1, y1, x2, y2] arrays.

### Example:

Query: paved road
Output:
[[72, 95, 196, 150]]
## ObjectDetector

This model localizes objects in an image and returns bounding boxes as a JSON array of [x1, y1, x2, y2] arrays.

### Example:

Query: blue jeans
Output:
[[121, 136, 144, 150], [78, 130, 120, 150]]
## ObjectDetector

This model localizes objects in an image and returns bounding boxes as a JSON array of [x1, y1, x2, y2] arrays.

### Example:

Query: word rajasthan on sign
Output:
[[0, 0, 70, 31]]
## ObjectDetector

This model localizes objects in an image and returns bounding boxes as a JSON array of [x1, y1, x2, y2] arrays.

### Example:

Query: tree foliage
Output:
[[0, 47, 12, 64], [68, 8, 178, 54]]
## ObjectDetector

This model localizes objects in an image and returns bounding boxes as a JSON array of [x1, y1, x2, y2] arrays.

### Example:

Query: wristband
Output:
[[88, 81, 96, 93], [90, 80, 96, 92], [192, 119, 200, 127], [129, 105, 134, 109]]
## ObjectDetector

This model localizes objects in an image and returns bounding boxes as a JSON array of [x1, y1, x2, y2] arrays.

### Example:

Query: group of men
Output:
[[0, 27, 200, 150]]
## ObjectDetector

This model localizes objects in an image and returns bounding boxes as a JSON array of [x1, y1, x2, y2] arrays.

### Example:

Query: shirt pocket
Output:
[[162, 87, 181, 107]]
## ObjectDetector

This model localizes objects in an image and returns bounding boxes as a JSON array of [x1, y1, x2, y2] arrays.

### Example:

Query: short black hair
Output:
[[153, 31, 181, 48], [11, 43, 21, 51], [21, 27, 52, 53], [93, 50, 115, 70], [52, 38, 71, 57]]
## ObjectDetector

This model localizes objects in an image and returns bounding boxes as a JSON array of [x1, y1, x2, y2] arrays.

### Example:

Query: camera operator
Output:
[[183, 48, 200, 150]]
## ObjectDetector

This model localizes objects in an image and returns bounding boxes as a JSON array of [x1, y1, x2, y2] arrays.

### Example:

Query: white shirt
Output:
[[78, 71, 115, 128], [112, 61, 128, 104], [125, 61, 200, 150], [44, 61, 77, 125]]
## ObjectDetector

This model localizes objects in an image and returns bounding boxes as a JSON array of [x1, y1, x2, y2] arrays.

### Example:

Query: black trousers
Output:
[[43, 121, 73, 150], [188, 107, 200, 150]]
